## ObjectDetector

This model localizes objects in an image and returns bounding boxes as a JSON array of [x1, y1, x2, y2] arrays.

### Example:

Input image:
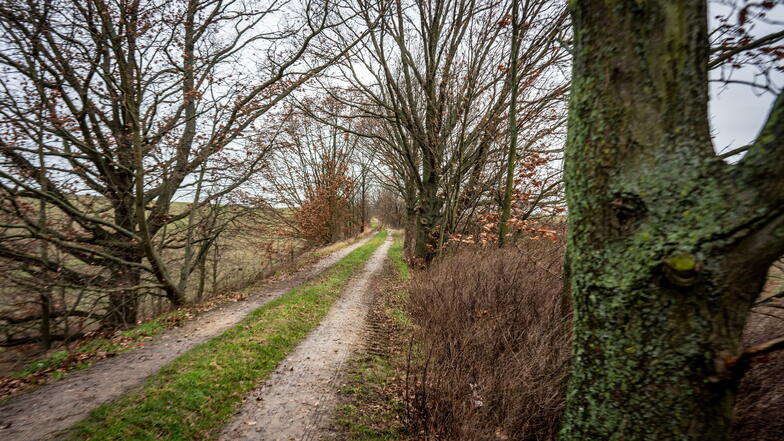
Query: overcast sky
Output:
[[708, 2, 783, 157]]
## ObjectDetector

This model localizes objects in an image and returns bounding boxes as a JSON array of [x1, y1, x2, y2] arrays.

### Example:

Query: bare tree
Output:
[[709, 0, 784, 94], [262, 101, 374, 244], [0, 0, 358, 330], [316, 0, 569, 261]]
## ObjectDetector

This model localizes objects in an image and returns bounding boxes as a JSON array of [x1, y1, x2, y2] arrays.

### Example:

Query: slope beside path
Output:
[[0, 234, 374, 441]]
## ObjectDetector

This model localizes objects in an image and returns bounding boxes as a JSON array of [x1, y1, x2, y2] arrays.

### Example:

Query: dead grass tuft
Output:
[[731, 306, 784, 441], [406, 236, 570, 441]]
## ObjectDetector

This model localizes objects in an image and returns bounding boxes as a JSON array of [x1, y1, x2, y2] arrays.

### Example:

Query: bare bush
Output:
[[406, 235, 569, 441], [731, 305, 784, 441]]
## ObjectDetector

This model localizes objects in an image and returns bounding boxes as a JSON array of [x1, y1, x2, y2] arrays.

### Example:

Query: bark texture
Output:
[[561, 1, 784, 439]]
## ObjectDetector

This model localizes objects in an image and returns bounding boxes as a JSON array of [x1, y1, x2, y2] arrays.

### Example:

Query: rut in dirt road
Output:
[[0, 234, 374, 441], [218, 234, 394, 441]]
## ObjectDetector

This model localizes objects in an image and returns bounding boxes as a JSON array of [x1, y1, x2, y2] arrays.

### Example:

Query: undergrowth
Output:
[[406, 234, 570, 441]]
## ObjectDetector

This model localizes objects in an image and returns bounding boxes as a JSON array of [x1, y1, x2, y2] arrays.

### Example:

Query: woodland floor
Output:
[[0, 232, 378, 441]]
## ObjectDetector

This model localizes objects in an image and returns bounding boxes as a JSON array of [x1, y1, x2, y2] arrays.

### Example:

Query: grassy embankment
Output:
[[66, 229, 388, 440], [0, 310, 193, 400], [0, 229, 374, 399], [0, 202, 303, 381], [332, 230, 411, 441], [9, 311, 188, 379]]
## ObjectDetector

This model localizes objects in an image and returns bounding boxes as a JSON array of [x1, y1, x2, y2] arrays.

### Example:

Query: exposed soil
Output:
[[217, 234, 393, 441], [0, 234, 374, 441]]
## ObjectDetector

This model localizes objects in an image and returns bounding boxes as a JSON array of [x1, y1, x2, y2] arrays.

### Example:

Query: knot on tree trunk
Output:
[[611, 192, 647, 232], [662, 253, 703, 287]]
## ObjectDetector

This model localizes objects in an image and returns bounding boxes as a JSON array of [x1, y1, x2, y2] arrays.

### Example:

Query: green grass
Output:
[[388, 231, 410, 280], [335, 355, 405, 441], [11, 310, 190, 380], [299, 227, 377, 264], [14, 350, 70, 377], [68, 229, 388, 441], [118, 317, 177, 340], [334, 231, 410, 441]]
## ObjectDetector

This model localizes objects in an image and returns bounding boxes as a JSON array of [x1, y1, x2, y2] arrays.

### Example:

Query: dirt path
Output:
[[218, 234, 393, 441], [0, 234, 374, 441]]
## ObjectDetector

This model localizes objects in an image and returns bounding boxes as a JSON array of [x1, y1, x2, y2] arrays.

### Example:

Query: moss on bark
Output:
[[561, 1, 784, 439]]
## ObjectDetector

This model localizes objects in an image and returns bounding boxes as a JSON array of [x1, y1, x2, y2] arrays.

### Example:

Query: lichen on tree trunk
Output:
[[561, 1, 784, 439], [413, 194, 443, 263], [413, 159, 444, 263]]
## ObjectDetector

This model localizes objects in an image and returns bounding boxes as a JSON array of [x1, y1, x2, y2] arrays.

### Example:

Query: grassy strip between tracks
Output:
[[68, 229, 388, 441]]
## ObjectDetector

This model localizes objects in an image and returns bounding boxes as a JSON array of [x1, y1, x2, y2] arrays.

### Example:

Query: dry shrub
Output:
[[731, 306, 784, 441], [405, 231, 781, 441], [406, 235, 570, 441], [294, 157, 356, 245]]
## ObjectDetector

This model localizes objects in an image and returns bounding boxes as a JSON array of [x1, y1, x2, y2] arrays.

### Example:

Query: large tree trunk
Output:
[[404, 210, 417, 257], [414, 175, 443, 263], [561, 1, 784, 440], [403, 180, 418, 258], [108, 261, 141, 329], [107, 184, 142, 329]]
